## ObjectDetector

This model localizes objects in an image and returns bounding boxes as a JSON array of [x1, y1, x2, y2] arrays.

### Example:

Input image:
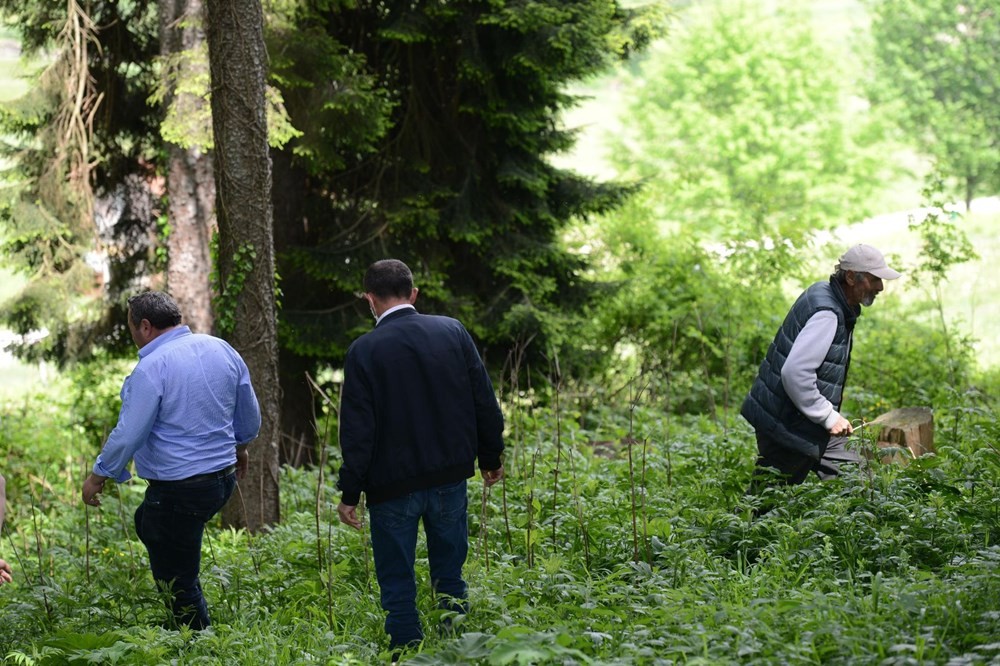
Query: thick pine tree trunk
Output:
[[206, 0, 280, 530], [161, 0, 215, 333]]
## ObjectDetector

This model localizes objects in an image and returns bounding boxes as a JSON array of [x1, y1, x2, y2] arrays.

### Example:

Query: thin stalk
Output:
[[480, 481, 490, 572], [83, 461, 92, 587], [693, 304, 718, 423], [664, 322, 679, 487], [29, 489, 53, 621], [112, 481, 138, 575], [641, 437, 651, 564], [550, 352, 562, 550], [568, 441, 591, 570], [232, 485, 262, 577], [627, 437, 639, 563], [501, 463, 513, 552], [305, 371, 337, 572], [359, 496, 371, 591], [527, 445, 539, 569]]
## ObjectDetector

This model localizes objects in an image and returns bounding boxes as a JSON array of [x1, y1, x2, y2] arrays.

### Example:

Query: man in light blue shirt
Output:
[[82, 291, 260, 629]]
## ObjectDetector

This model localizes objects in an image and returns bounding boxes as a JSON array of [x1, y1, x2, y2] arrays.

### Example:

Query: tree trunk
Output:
[[871, 406, 935, 464], [206, 0, 280, 530], [161, 0, 216, 334]]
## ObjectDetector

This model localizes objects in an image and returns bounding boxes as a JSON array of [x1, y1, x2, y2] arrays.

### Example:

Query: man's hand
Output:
[[235, 447, 249, 481], [482, 466, 504, 487], [0, 558, 11, 584], [829, 415, 854, 436], [338, 502, 363, 530], [82, 473, 108, 507]]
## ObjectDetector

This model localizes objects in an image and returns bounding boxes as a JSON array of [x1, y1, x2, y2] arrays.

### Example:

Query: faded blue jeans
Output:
[[134, 468, 236, 629], [368, 479, 470, 649]]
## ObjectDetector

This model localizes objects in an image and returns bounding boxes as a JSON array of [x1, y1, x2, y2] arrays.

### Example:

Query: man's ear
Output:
[[408, 287, 419, 304]]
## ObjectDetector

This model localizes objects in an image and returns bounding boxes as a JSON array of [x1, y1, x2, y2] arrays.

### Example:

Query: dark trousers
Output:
[[368, 479, 470, 650], [134, 470, 236, 629], [750, 433, 862, 492]]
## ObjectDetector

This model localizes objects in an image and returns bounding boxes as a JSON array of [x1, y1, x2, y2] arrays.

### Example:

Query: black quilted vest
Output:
[[741, 278, 858, 459]]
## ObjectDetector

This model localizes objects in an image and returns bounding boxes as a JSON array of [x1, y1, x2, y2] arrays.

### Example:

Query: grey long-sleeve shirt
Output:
[[780, 311, 846, 431]]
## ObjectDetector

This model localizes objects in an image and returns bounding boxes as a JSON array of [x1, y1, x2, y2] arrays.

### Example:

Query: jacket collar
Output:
[[376, 305, 417, 327]]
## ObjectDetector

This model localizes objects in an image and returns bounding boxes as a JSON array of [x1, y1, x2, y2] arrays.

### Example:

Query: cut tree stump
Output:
[[868, 407, 934, 464]]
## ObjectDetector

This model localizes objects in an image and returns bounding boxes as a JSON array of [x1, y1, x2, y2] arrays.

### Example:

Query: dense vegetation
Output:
[[2, 0, 1000, 663], [1, 342, 998, 663]]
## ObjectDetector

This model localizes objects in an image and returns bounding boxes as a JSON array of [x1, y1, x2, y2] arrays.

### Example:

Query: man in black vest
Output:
[[337, 259, 505, 657], [741, 244, 900, 492]]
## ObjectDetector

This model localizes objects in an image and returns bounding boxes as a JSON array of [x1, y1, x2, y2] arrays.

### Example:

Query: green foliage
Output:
[[843, 298, 977, 420], [211, 237, 257, 337], [907, 172, 979, 289], [613, 1, 886, 250], [65, 353, 135, 451], [575, 227, 782, 416], [868, 0, 1000, 208], [148, 42, 302, 150], [0, 0, 654, 404], [271, 0, 652, 377], [2, 374, 999, 664], [0, 0, 160, 363]]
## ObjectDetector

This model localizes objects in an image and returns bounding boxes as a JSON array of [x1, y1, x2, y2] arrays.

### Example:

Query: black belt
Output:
[[147, 464, 236, 486]]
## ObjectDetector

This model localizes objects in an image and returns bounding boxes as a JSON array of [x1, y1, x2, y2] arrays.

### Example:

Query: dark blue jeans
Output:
[[368, 479, 470, 649], [134, 471, 236, 629]]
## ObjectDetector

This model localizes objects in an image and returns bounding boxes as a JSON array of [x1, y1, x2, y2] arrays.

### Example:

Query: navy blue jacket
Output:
[[337, 308, 505, 505]]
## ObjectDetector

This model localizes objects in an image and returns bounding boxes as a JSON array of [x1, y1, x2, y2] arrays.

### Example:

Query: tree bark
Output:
[[872, 406, 935, 464], [161, 0, 216, 334], [206, 0, 280, 530]]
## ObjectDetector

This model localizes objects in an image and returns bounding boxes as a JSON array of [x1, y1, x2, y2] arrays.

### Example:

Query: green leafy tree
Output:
[[0, 0, 653, 450], [271, 0, 653, 376], [0, 0, 160, 359], [868, 0, 1000, 209], [612, 1, 883, 271], [577, 1, 891, 413]]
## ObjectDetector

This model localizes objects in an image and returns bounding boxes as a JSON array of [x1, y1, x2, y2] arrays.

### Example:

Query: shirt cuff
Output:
[[94, 461, 132, 483], [340, 491, 361, 507], [822, 410, 842, 431]]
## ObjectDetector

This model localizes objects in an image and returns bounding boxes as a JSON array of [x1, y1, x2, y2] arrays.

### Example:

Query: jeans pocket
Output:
[[432, 480, 467, 525], [370, 494, 419, 530]]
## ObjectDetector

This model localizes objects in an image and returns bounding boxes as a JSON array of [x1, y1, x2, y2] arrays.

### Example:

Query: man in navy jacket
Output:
[[337, 259, 505, 655]]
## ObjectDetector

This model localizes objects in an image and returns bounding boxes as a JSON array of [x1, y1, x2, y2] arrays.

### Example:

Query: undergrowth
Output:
[[1, 378, 999, 665]]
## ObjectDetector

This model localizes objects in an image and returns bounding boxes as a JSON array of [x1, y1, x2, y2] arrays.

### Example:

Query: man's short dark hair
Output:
[[364, 259, 413, 300], [128, 291, 182, 330]]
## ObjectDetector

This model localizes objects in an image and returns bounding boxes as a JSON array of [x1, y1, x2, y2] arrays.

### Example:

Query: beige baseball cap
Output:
[[836, 244, 901, 280]]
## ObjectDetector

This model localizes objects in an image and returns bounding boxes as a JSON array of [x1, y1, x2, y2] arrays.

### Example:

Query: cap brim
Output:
[[870, 266, 901, 280]]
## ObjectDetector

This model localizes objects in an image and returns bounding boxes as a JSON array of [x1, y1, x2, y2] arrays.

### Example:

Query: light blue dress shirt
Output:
[[94, 326, 261, 482]]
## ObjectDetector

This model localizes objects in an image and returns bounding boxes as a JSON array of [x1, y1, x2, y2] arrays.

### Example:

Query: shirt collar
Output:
[[376, 304, 415, 326], [138, 326, 191, 358]]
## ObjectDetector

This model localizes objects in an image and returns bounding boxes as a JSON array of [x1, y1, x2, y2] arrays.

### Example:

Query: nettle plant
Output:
[[1, 371, 998, 664]]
